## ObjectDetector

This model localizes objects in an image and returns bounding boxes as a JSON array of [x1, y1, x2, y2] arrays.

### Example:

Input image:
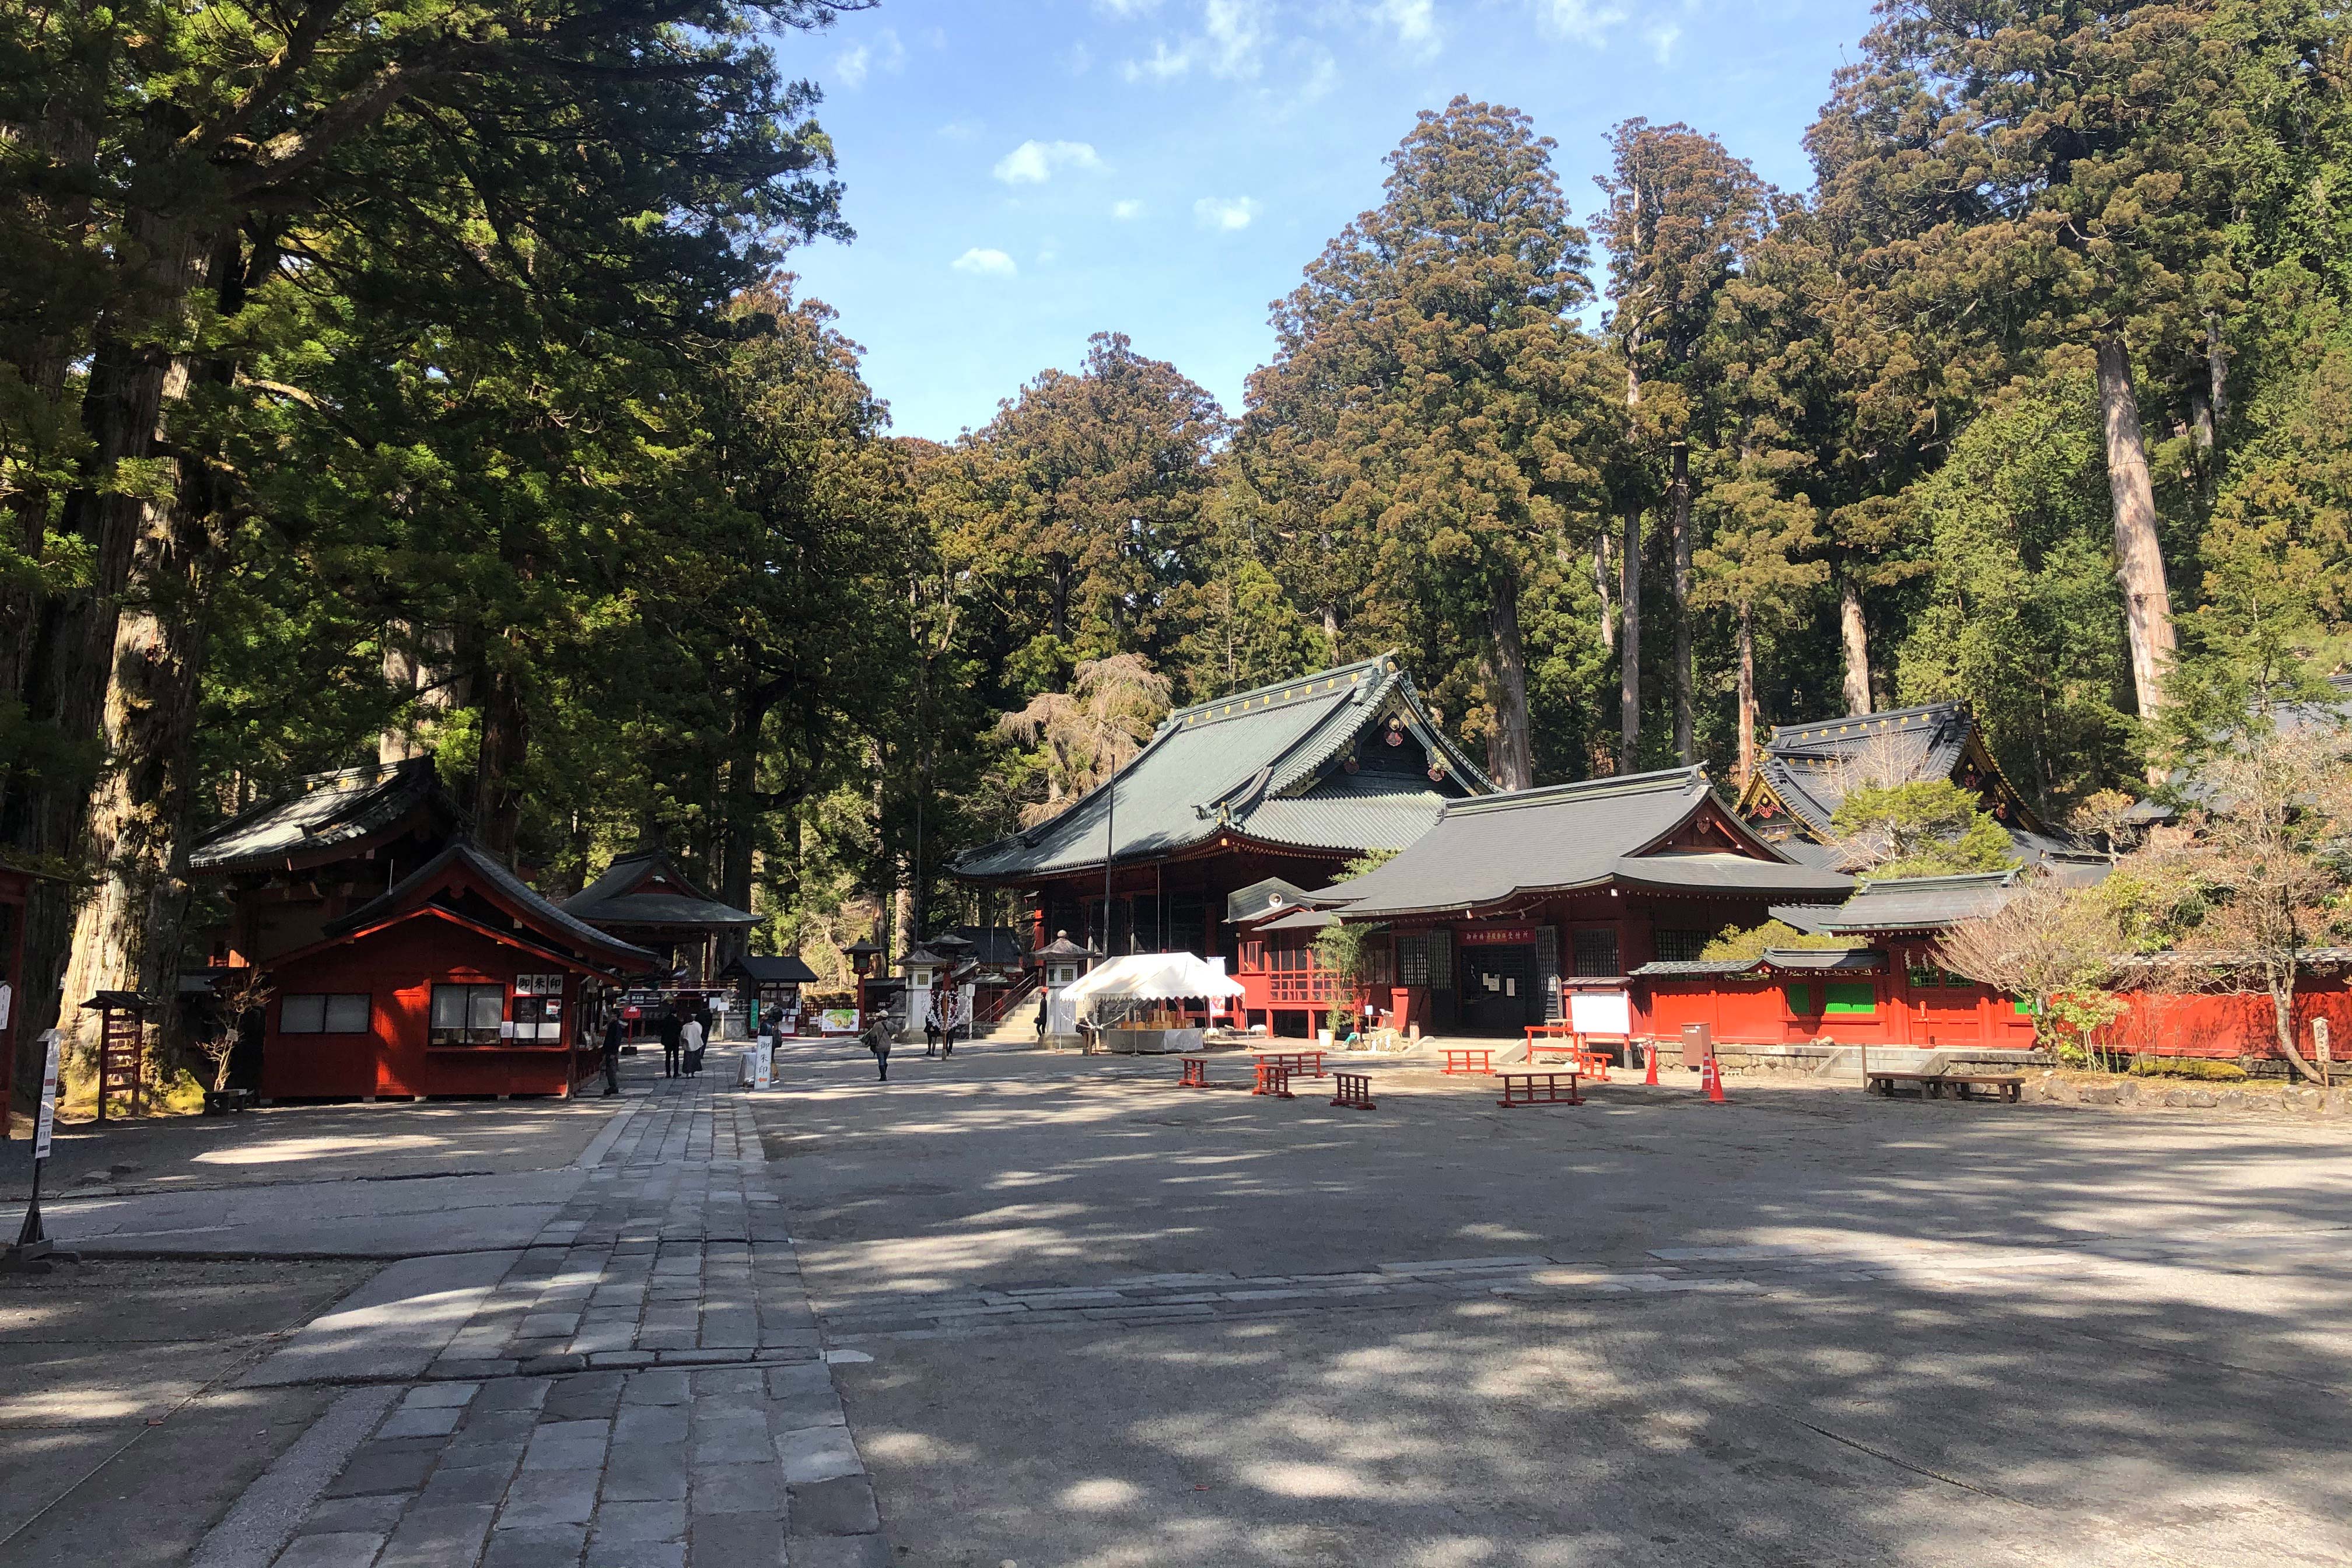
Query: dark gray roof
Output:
[[328, 841, 657, 971], [565, 850, 757, 929], [1745, 700, 2064, 848], [951, 656, 1489, 882], [1812, 871, 2024, 933], [1258, 907, 1339, 932], [1226, 876, 1325, 925], [2131, 674, 2352, 823], [1320, 768, 1853, 920], [1634, 947, 1885, 979], [721, 954, 821, 985], [188, 759, 463, 873]]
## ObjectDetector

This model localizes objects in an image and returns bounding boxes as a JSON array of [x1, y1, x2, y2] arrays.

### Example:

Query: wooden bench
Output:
[[1440, 1048, 1494, 1076], [1526, 1031, 1615, 1080], [1866, 1070, 2023, 1104], [1496, 1069, 1583, 1108], [1253, 1060, 1297, 1099], [1329, 1072, 1376, 1110], [1252, 1049, 1327, 1079]]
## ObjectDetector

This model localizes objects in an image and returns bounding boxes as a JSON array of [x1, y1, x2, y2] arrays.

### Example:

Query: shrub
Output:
[[2127, 1057, 2249, 1082]]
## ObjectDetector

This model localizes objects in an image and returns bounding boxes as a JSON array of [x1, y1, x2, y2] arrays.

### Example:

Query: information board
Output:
[[1567, 989, 1632, 1037]]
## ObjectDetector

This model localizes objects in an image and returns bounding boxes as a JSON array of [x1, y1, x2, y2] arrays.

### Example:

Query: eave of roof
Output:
[[327, 841, 657, 968], [188, 759, 461, 874]]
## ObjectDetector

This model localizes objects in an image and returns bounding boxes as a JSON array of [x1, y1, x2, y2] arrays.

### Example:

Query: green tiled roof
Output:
[[951, 656, 1488, 881]]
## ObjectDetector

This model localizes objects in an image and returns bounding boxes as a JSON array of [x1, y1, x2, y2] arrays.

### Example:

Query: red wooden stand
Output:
[[1329, 1072, 1376, 1110], [1497, 1070, 1583, 1108]]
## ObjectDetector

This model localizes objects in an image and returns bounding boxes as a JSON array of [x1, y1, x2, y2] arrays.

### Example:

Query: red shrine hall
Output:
[[186, 761, 657, 1101], [950, 656, 1493, 1031], [1312, 768, 1855, 1038]]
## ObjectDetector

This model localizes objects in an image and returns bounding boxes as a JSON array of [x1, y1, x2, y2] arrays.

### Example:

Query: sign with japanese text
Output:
[[33, 1031, 60, 1161]]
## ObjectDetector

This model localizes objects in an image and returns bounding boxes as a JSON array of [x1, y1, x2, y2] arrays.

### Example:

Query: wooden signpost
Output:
[[4, 1032, 75, 1273]]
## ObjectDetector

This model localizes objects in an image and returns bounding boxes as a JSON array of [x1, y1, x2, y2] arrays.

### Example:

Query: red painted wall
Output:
[[261, 919, 582, 1099], [1637, 939, 2038, 1050], [2098, 979, 2352, 1063]]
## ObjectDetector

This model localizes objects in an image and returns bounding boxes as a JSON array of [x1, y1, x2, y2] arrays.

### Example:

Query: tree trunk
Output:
[[2269, 967, 2326, 1085], [379, 623, 465, 765], [5, 212, 204, 1113], [2206, 310, 2228, 430], [1618, 507, 1642, 771], [1670, 440, 1693, 765], [1321, 602, 1339, 659], [1484, 574, 1535, 792], [475, 654, 530, 861], [1839, 576, 1873, 716], [1593, 529, 1615, 656], [2094, 337, 2177, 724], [1735, 603, 1758, 785]]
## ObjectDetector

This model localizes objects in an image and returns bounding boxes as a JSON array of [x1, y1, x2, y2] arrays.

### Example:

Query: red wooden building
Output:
[[1633, 872, 2039, 1049], [188, 759, 468, 966], [255, 841, 654, 1100], [1318, 768, 1854, 1038], [950, 656, 1490, 1016]]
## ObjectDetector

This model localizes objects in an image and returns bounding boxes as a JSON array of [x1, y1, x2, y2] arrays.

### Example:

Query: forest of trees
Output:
[[6, 1, 2352, 1098]]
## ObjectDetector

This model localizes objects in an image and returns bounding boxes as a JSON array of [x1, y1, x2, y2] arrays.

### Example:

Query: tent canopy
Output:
[[1062, 952, 1244, 1004]]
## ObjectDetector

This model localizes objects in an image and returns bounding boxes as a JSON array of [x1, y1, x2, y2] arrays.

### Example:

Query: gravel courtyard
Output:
[[757, 1042, 2352, 1567]]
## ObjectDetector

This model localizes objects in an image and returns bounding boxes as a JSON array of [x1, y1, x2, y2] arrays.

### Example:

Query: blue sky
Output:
[[780, 1, 1877, 442]]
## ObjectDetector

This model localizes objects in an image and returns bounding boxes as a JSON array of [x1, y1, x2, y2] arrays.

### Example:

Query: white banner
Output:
[[33, 1031, 61, 1162], [1568, 989, 1632, 1037]]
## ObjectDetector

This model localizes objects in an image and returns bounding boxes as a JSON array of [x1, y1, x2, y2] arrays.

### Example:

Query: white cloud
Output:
[[1203, 0, 1271, 78], [1530, 0, 1627, 44], [937, 119, 982, 141], [1063, 41, 1094, 75], [1095, 0, 1165, 13], [952, 247, 1018, 277], [1296, 43, 1339, 101], [993, 139, 1107, 185], [1121, 0, 1272, 83], [1112, 198, 1146, 219], [1646, 22, 1681, 63], [832, 26, 905, 88], [1124, 39, 1194, 81], [1194, 195, 1260, 232], [1368, 0, 1439, 52]]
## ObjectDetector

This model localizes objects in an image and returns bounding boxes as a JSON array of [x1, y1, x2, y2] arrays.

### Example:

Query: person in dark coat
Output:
[[601, 1012, 625, 1096], [864, 1013, 892, 1082], [657, 1007, 684, 1077]]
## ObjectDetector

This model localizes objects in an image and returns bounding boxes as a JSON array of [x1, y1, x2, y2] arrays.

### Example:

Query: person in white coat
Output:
[[680, 1012, 706, 1076]]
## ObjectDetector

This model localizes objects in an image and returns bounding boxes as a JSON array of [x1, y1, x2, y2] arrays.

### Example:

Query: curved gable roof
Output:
[[328, 841, 656, 972], [951, 655, 1488, 882], [1321, 768, 1852, 919]]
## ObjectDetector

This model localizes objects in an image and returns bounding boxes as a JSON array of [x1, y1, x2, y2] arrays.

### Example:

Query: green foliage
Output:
[[1698, 920, 1861, 963], [1895, 378, 2141, 806], [2128, 1057, 2250, 1082], [1831, 780, 2020, 879]]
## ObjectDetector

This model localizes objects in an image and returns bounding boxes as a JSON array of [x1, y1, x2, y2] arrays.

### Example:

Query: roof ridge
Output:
[[1442, 766, 1704, 818], [1165, 654, 1394, 726], [1766, 701, 1966, 746], [1850, 869, 2021, 892]]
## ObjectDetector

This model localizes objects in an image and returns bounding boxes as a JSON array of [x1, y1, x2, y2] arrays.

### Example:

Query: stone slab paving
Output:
[[808, 1226, 2352, 1345], [217, 1065, 885, 1567]]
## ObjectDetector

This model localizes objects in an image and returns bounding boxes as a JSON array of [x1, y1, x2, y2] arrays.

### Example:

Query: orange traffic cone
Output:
[[1702, 1054, 1726, 1103], [1644, 1042, 1660, 1086]]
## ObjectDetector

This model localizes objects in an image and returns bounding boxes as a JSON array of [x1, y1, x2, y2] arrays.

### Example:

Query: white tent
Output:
[[1062, 951, 1245, 1006]]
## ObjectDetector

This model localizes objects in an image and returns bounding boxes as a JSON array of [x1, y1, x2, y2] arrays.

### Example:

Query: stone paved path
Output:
[[208, 1063, 886, 1568], [808, 1224, 2352, 1345]]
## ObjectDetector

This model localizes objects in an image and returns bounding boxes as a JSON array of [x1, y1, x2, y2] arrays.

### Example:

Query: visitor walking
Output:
[[657, 1007, 684, 1078], [601, 1011, 625, 1096], [864, 1013, 892, 1082], [923, 994, 942, 1057], [681, 1011, 706, 1076], [938, 984, 958, 1059]]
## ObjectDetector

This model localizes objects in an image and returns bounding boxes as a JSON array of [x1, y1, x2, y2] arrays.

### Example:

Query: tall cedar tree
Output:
[[1246, 97, 1606, 791], [4, 0, 854, 1097], [1810, 1, 2239, 726], [1592, 121, 1770, 765]]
